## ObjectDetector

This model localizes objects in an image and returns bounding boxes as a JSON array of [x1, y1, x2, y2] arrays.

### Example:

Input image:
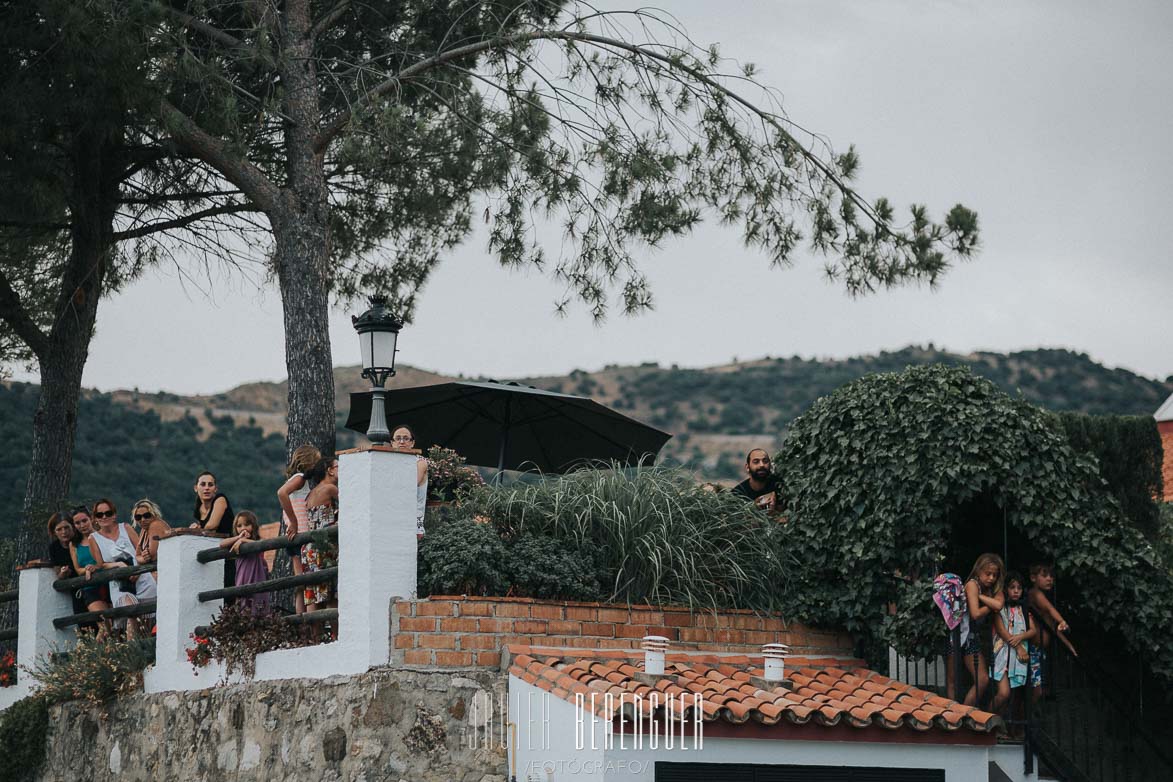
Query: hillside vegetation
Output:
[[1, 346, 1169, 541]]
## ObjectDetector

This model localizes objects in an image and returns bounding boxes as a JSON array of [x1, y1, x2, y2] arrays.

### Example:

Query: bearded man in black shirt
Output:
[[731, 448, 780, 512]]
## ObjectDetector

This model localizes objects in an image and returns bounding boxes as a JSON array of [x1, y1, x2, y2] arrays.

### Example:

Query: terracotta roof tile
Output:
[[507, 646, 1002, 737]]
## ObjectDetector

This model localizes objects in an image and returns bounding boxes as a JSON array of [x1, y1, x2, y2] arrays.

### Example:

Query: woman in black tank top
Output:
[[193, 470, 236, 593]]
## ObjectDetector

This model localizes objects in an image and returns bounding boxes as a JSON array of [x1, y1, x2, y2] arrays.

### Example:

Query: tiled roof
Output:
[[507, 646, 1002, 736]]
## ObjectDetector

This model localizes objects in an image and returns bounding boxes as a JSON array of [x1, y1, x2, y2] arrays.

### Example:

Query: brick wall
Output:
[[390, 596, 855, 668]]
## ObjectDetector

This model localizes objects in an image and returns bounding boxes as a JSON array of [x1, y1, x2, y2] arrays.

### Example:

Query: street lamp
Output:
[[351, 295, 403, 444]]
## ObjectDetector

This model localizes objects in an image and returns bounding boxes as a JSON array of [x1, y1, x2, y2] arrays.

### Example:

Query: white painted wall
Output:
[[605, 736, 992, 782], [143, 535, 230, 693], [508, 672, 993, 782], [990, 743, 1040, 782], [0, 568, 75, 709], [510, 676, 606, 782]]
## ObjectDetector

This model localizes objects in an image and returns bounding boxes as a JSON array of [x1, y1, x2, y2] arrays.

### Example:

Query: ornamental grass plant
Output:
[[446, 463, 791, 612]]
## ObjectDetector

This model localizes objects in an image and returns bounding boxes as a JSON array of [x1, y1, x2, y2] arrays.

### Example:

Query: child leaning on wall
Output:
[[990, 571, 1037, 717], [1026, 562, 1077, 699]]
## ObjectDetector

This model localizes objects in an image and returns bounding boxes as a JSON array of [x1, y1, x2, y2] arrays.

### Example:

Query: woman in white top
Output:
[[86, 498, 157, 639], [390, 425, 428, 537], [278, 444, 322, 615]]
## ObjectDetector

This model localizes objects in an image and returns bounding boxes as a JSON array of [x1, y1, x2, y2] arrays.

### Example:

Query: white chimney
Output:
[[642, 635, 670, 676], [762, 643, 790, 683]]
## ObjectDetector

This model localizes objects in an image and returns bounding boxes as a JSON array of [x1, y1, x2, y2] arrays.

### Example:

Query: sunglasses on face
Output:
[[133, 511, 154, 522], [94, 510, 115, 519]]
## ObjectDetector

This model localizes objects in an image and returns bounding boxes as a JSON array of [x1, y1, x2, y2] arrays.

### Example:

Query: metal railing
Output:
[[1031, 629, 1173, 782], [193, 527, 339, 634], [51, 562, 158, 631], [0, 588, 17, 643]]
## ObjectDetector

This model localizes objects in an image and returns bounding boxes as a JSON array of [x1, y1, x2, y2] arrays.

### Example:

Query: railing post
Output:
[[336, 446, 419, 669], [143, 535, 226, 693], [0, 567, 74, 708], [950, 625, 962, 701]]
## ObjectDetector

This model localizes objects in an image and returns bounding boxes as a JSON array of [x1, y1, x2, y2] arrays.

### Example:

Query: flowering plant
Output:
[[426, 446, 484, 502], [186, 635, 212, 668], [186, 604, 307, 679], [0, 650, 15, 687]]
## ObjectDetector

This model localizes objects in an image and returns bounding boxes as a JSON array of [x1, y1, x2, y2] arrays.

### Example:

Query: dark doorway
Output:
[[655, 761, 945, 782], [943, 490, 1044, 578]]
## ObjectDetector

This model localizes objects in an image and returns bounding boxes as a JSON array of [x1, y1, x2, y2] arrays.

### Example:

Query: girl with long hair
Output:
[[947, 552, 1005, 707], [219, 510, 270, 615], [277, 444, 321, 615]]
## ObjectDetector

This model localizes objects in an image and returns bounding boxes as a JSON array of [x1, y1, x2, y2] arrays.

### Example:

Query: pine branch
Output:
[[159, 99, 280, 214], [312, 27, 878, 227], [0, 273, 49, 357], [112, 202, 259, 240]]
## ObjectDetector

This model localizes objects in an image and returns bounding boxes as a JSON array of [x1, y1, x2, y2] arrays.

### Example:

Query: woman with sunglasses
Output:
[[87, 498, 158, 639], [130, 499, 171, 568]]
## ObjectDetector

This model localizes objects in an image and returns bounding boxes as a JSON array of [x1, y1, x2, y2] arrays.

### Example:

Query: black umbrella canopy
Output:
[[345, 380, 671, 473]]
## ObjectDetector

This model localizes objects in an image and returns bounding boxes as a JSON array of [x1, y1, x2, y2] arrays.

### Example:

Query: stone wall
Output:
[[35, 597, 856, 780], [39, 668, 508, 782]]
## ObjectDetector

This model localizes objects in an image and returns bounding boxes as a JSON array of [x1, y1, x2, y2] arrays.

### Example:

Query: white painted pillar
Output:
[[337, 446, 419, 668], [143, 535, 226, 693], [0, 567, 74, 709], [254, 446, 418, 680]]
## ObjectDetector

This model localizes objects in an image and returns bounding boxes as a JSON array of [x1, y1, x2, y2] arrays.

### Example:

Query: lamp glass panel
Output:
[[368, 329, 398, 370], [359, 331, 374, 370]]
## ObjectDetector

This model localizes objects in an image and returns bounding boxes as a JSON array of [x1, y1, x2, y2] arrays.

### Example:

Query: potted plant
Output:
[[425, 446, 484, 505]]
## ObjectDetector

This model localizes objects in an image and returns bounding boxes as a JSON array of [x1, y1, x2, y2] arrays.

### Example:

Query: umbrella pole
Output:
[[495, 399, 512, 482]]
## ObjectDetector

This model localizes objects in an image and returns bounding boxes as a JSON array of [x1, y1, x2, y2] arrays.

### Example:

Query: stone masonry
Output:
[[33, 597, 855, 781]]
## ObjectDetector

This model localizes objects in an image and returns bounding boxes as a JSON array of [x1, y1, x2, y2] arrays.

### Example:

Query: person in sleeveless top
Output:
[[278, 445, 322, 615], [87, 498, 157, 640], [69, 505, 111, 632], [300, 457, 339, 638], [389, 424, 428, 537], [130, 499, 172, 572], [952, 552, 1004, 707], [192, 471, 236, 593]]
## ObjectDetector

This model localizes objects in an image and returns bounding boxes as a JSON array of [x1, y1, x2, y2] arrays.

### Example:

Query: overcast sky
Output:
[[15, 0, 1173, 395]]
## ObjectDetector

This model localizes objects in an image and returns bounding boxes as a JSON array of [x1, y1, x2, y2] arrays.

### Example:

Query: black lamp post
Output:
[[351, 295, 403, 444]]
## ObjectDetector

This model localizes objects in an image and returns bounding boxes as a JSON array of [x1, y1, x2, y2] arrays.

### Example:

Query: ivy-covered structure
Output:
[[776, 364, 1173, 685]]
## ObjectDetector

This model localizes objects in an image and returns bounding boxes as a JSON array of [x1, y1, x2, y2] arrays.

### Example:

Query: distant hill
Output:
[[2, 346, 1169, 540]]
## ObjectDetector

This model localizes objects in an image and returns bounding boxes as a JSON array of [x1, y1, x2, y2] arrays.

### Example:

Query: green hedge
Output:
[[0, 696, 48, 782], [1053, 412, 1164, 539], [775, 364, 1173, 686]]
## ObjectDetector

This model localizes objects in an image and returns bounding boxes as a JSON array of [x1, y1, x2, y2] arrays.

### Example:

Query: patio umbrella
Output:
[[344, 380, 671, 473]]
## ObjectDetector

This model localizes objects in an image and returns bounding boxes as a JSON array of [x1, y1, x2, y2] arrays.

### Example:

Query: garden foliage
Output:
[[775, 365, 1173, 685], [188, 604, 308, 680], [31, 634, 154, 708], [421, 464, 790, 611], [0, 695, 48, 782], [425, 446, 484, 502], [1053, 412, 1164, 539]]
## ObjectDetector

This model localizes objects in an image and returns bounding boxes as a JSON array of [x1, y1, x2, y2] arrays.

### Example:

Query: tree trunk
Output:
[[273, 209, 335, 458], [15, 132, 118, 566], [273, 0, 336, 460]]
